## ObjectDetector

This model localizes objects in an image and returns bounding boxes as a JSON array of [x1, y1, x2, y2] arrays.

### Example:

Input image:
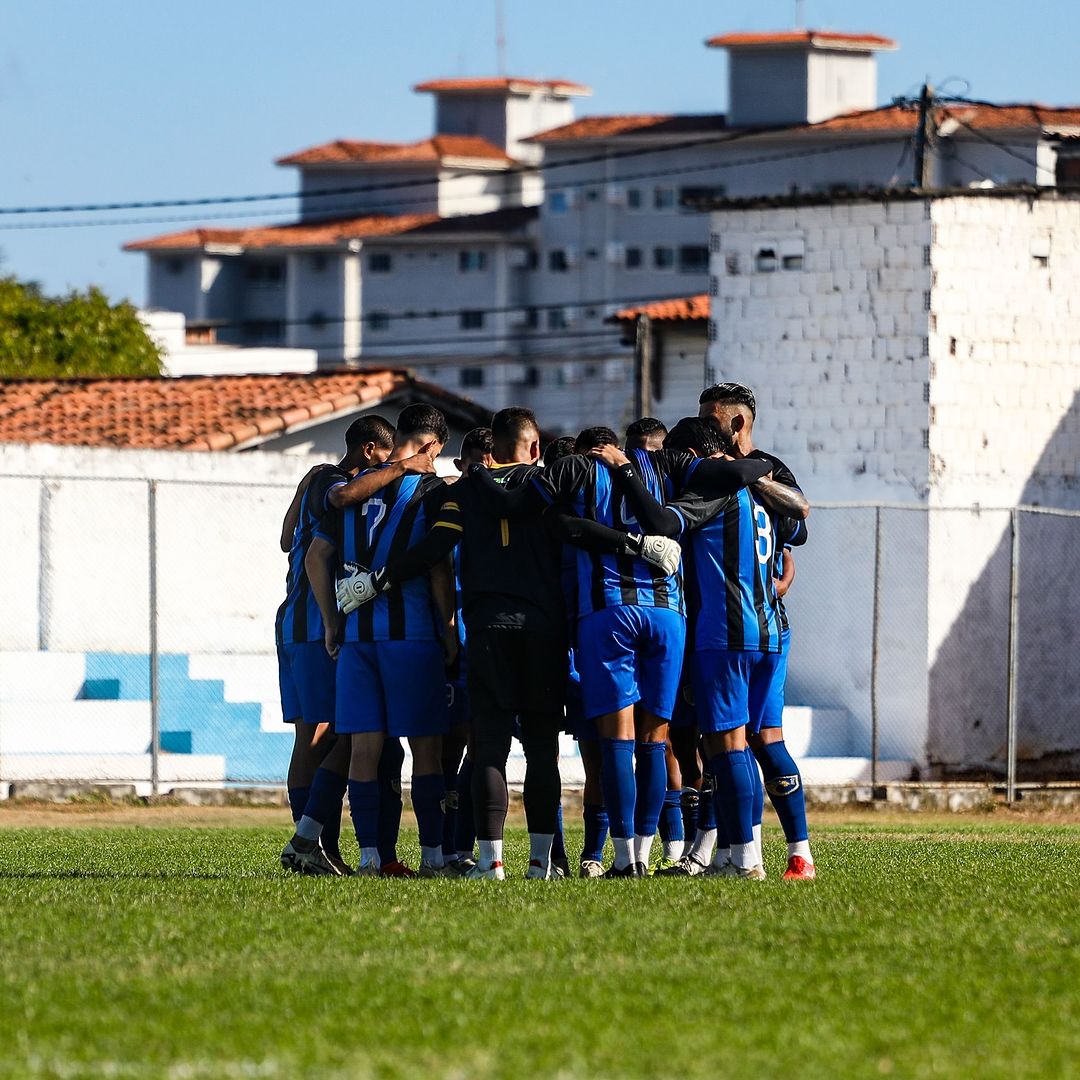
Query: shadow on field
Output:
[[0, 869, 245, 880]]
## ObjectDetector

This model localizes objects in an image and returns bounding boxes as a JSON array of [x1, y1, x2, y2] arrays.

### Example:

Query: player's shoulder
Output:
[[748, 448, 799, 488]]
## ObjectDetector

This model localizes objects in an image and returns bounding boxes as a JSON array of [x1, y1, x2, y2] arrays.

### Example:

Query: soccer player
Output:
[[277, 415, 435, 876], [469, 427, 770, 876], [698, 383, 815, 880], [624, 417, 668, 452], [304, 405, 455, 877]]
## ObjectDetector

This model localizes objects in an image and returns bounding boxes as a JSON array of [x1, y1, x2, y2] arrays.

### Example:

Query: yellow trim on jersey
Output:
[[500, 519, 510, 546], [442, 501, 460, 511], [434, 521, 464, 533]]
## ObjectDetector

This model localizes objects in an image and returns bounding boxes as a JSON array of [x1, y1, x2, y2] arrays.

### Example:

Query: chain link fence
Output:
[[1, 472, 1078, 796]]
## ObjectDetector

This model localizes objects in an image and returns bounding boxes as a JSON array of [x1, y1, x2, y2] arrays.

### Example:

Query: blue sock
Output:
[[754, 740, 809, 843], [411, 772, 445, 851], [377, 739, 405, 865], [346, 779, 379, 850], [599, 738, 636, 839], [305, 768, 347, 854], [632, 741, 666, 837], [453, 756, 476, 856], [749, 751, 764, 831], [287, 786, 310, 824], [680, 788, 699, 839], [582, 802, 609, 862], [708, 751, 755, 846], [697, 772, 717, 831], [552, 803, 567, 862], [659, 789, 685, 844]]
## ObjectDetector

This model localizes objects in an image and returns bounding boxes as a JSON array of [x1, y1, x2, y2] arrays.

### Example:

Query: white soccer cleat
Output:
[[335, 561, 377, 614], [709, 860, 767, 880], [579, 859, 605, 878], [281, 836, 342, 877], [656, 853, 707, 877], [639, 535, 682, 576], [525, 860, 561, 880], [465, 861, 506, 880]]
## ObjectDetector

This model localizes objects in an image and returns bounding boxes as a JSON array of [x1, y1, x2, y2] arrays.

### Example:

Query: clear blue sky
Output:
[[2, 0, 1075, 305]]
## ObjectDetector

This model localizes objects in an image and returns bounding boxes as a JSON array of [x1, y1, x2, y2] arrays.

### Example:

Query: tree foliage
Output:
[[0, 277, 162, 378]]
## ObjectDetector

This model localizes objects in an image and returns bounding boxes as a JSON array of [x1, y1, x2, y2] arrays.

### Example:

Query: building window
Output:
[[458, 250, 488, 272], [548, 190, 570, 213], [547, 308, 568, 330], [245, 261, 285, 287], [166, 258, 185, 276], [654, 187, 676, 210], [460, 310, 485, 330], [243, 320, 284, 344], [625, 247, 643, 270], [679, 185, 726, 211], [725, 252, 741, 275], [653, 246, 675, 270], [626, 188, 643, 211], [366, 312, 390, 331], [754, 247, 778, 273], [307, 311, 328, 330], [309, 253, 328, 273], [782, 253, 804, 270], [678, 245, 710, 273], [368, 253, 392, 273], [460, 367, 485, 388], [548, 249, 570, 272]]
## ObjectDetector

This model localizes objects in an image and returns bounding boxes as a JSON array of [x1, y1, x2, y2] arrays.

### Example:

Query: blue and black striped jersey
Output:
[[275, 464, 349, 646], [533, 449, 700, 619], [316, 469, 446, 642]]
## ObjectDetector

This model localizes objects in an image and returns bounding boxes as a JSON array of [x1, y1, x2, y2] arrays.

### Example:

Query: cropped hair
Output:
[[396, 403, 449, 445], [344, 414, 395, 450], [574, 426, 619, 452], [698, 382, 757, 419], [625, 417, 668, 443], [663, 416, 726, 458], [459, 426, 494, 458], [542, 436, 577, 467], [491, 406, 539, 448]]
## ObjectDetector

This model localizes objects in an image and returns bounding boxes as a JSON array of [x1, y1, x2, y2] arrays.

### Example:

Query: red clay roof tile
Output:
[[276, 134, 513, 167], [413, 77, 590, 96], [707, 30, 897, 50], [610, 295, 710, 322]]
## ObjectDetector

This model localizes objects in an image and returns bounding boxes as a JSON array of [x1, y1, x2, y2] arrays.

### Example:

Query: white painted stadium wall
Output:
[[707, 189, 1080, 774]]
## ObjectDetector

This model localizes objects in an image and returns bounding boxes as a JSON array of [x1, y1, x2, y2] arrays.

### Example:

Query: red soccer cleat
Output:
[[380, 860, 417, 878], [783, 855, 816, 881]]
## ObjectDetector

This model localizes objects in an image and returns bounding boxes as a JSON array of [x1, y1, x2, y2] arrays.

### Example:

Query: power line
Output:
[[0, 104, 912, 220], [945, 114, 1043, 172], [0, 135, 909, 233]]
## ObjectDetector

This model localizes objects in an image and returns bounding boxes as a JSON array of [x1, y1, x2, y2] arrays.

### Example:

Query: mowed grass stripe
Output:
[[1, 824, 1077, 1080]]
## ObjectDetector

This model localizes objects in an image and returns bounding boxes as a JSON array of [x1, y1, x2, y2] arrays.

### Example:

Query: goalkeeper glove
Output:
[[625, 534, 682, 577], [335, 562, 391, 614]]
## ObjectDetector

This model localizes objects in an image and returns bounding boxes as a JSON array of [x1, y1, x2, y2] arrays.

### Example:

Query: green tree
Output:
[[0, 276, 162, 378]]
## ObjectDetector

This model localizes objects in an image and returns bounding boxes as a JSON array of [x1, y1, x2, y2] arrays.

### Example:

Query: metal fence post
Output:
[[870, 506, 884, 796], [148, 480, 160, 798], [1005, 507, 1020, 804]]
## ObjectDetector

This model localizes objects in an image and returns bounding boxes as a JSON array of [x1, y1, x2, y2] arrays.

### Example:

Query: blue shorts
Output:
[[277, 641, 335, 727], [335, 640, 449, 738], [575, 605, 686, 722], [691, 647, 786, 735], [756, 631, 790, 730], [446, 678, 469, 730]]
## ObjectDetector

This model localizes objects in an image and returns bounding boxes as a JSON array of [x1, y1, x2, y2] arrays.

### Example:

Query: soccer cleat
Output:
[[353, 862, 381, 877], [655, 853, 707, 877], [552, 856, 571, 879], [280, 836, 342, 877], [417, 861, 456, 878], [379, 860, 416, 878], [465, 861, 506, 880], [603, 861, 647, 879], [639, 535, 682, 577], [441, 857, 473, 878], [579, 859, 605, 878], [655, 856, 678, 873], [711, 860, 767, 880], [783, 855, 816, 881], [322, 851, 356, 877], [525, 860, 563, 880]]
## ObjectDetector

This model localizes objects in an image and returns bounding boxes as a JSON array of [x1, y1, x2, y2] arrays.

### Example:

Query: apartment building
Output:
[[127, 29, 1080, 432]]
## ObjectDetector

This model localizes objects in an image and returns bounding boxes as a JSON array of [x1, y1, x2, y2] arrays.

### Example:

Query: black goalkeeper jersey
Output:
[[441, 463, 566, 640]]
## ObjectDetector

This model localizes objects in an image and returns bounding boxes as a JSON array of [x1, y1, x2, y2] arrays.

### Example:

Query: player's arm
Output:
[[587, 445, 683, 538], [750, 456, 810, 520], [327, 442, 437, 510], [776, 515, 808, 549], [427, 555, 459, 671], [548, 510, 682, 576], [775, 548, 796, 598], [464, 464, 551, 519], [280, 467, 319, 551], [682, 455, 773, 500], [304, 535, 341, 660]]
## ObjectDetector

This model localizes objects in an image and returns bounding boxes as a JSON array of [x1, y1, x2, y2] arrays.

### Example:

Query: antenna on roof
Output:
[[495, 0, 507, 75], [794, 0, 805, 28]]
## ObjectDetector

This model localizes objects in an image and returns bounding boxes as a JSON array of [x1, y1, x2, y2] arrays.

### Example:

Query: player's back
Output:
[[276, 464, 348, 645], [323, 469, 445, 642], [684, 486, 783, 653]]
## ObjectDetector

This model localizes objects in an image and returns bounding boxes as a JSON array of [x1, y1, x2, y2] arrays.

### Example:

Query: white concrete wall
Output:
[[806, 50, 878, 124]]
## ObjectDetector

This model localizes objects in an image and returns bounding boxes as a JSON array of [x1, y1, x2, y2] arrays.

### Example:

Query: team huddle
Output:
[[276, 382, 815, 881]]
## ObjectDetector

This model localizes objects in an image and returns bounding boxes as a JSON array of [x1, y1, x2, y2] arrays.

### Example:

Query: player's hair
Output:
[[663, 416, 726, 458], [542, 436, 577, 467], [344, 414, 395, 450], [459, 426, 493, 458], [574, 426, 619, 452], [625, 417, 668, 443], [396, 403, 449, 445], [699, 382, 757, 419], [491, 406, 539, 451]]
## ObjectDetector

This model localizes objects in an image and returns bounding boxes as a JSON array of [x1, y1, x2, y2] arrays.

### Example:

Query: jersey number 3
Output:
[[752, 500, 774, 565]]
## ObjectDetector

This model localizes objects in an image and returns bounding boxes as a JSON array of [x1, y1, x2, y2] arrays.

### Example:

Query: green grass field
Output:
[[1, 811, 1078, 1079]]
